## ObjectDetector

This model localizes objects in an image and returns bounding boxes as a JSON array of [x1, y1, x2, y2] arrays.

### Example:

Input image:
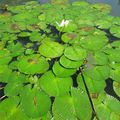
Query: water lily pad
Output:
[[91, 3, 112, 13], [7, 42, 24, 57], [110, 40, 120, 48], [104, 48, 120, 62], [79, 35, 108, 51], [64, 45, 87, 61], [0, 65, 12, 82], [53, 88, 92, 120], [18, 32, 31, 37], [0, 97, 20, 120], [0, 49, 12, 65], [93, 52, 109, 65], [20, 85, 51, 118], [72, 1, 89, 6], [113, 81, 120, 95], [0, 33, 17, 42], [77, 74, 106, 93], [77, 26, 95, 35], [52, 62, 76, 77], [110, 63, 120, 82], [110, 25, 120, 38], [29, 31, 44, 42], [13, 12, 34, 22], [60, 55, 83, 68], [95, 15, 113, 29], [39, 40, 64, 58], [86, 65, 110, 81], [18, 54, 49, 74], [61, 32, 79, 43], [25, 49, 34, 55], [39, 71, 72, 96]]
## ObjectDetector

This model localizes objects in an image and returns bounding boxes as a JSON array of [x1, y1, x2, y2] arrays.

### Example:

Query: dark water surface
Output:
[[0, 0, 120, 16]]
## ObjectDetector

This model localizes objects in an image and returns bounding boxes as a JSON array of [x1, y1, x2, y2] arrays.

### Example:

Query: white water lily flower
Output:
[[56, 19, 70, 27]]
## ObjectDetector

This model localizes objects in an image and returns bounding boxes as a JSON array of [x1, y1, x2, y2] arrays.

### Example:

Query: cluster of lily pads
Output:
[[0, 0, 120, 120]]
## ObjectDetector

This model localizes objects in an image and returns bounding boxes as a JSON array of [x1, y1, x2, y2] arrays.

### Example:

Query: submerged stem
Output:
[[0, 95, 6, 100], [79, 67, 100, 120]]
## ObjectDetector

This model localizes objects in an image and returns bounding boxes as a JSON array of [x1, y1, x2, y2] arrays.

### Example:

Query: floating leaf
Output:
[[60, 55, 83, 68], [18, 32, 31, 37], [53, 62, 76, 77], [80, 34, 108, 51], [20, 85, 51, 118], [39, 71, 72, 96], [64, 45, 87, 61], [7, 42, 24, 57], [39, 40, 64, 58], [61, 32, 79, 43], [29, 31, 44, 42], [110, 25, 120, 38], [86, 66, 110, 81], [0, 97, 21, 120], [52, 88, 92, 120], [77, 74, 106, 93], [18, 54, 49, 74], [0, 49, 12, 65]]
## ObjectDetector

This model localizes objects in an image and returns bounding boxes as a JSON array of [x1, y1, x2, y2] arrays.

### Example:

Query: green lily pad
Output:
[[4, 73, 26, 96], [13, 12, 34, 22], [7, 42, 24, 57], [77, 26, 95, 35], [72, 1, 89, 6], [113, 81, 120, 96], [95, 15, 113, 29], [52, 62, 76, 77], [0, 49, 12, 65], [106, 95, 120, 114], [39, 40, 64, 58], [52, 87, 92, 120], [60, 55, 83, 69], [7, 22, 26, 33], [0, 33, 17, 42], [18, 54, 49, 74], [0, 97, 20, 120], [80, 34, 108, 51], [90, 52, 109, 65], [91, 3, 112, 13], [110, 25, 120, 38], [64, 45, 87, 61], [86, 65, 110, 81], [104, 48, 120, 62], [25, 49, 34, 55], [110, 40, 120, 48], [29, 31, 44, 42], [61, 32, 79, 43], [77, 74, 106, 93], [39, 71, 72, 96], [18, 32, 31, 37], [110, 63, 120, 82], [20, 85, 51, 118], [112, 17, 120, 25]]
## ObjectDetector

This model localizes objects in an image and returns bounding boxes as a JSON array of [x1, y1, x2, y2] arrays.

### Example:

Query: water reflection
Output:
[[0, 0, 120, 16]]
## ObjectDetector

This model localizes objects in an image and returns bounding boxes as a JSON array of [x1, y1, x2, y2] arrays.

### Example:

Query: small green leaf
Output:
[[20, 85, 51, 118], [64, 45, 87, 61], [39, 40, 64, 58], [53, 62, 76, 77], [39, 71, 72, 96]]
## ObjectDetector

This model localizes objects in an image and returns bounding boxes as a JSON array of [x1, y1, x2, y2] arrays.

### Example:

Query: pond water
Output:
[[0, 0, 120, 16]]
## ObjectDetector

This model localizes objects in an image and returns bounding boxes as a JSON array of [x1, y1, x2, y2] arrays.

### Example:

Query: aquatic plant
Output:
[[0, 0, 120, 120]]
